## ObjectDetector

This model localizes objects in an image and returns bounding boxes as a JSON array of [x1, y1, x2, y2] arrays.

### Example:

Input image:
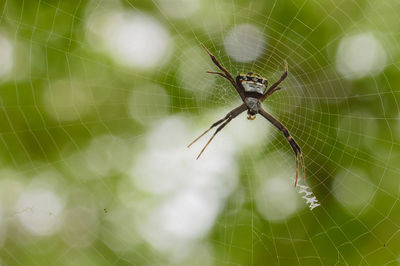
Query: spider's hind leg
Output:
[[187, 116, 228, 148], [188, 104, 247, 157], [284, 129, 306, 187], [196, 117, 232, 160], [258, 108, 306, 187]]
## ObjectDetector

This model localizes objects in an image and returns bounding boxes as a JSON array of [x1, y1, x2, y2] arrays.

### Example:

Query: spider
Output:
[[188, 44, 306, 187]]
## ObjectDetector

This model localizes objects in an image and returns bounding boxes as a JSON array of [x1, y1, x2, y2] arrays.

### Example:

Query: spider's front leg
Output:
[[260, 60, 288, 101], [258, 108, 305, 187], [201, 44, 246, 100]]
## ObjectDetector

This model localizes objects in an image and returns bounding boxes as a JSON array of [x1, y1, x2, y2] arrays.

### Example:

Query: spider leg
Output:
[[188, 104, 247, 156], [263, 87, 284, 98], [196, 117, 232, 160], [260, 60, 288, 102], [206, 71, 227, 79], [201, 44, 234, 80], [201, 44, 246, 100], [187, 116, 228, 148], [258, 107, 305, 187]]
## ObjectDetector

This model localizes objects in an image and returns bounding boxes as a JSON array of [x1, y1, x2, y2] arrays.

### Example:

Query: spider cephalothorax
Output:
[[188, 44, 306, 187]]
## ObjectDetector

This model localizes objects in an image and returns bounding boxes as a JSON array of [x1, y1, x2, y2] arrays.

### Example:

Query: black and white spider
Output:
[[188, 44, 306, 187]]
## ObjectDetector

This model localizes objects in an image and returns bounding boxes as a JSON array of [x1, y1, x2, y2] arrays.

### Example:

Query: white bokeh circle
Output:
[[16, 189, 63, 236], [332, 168, 375, 213], [335, 32, 387, 79], [224, 24, 266, 62], [255, 177, 301, 222], [101, 12, 171, 69]]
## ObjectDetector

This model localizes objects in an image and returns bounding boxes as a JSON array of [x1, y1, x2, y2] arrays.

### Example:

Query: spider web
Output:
[[0, 0, 399, 265]]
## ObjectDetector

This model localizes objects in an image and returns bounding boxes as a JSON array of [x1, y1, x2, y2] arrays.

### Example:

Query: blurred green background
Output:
[[0, 0, 399, 265]]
